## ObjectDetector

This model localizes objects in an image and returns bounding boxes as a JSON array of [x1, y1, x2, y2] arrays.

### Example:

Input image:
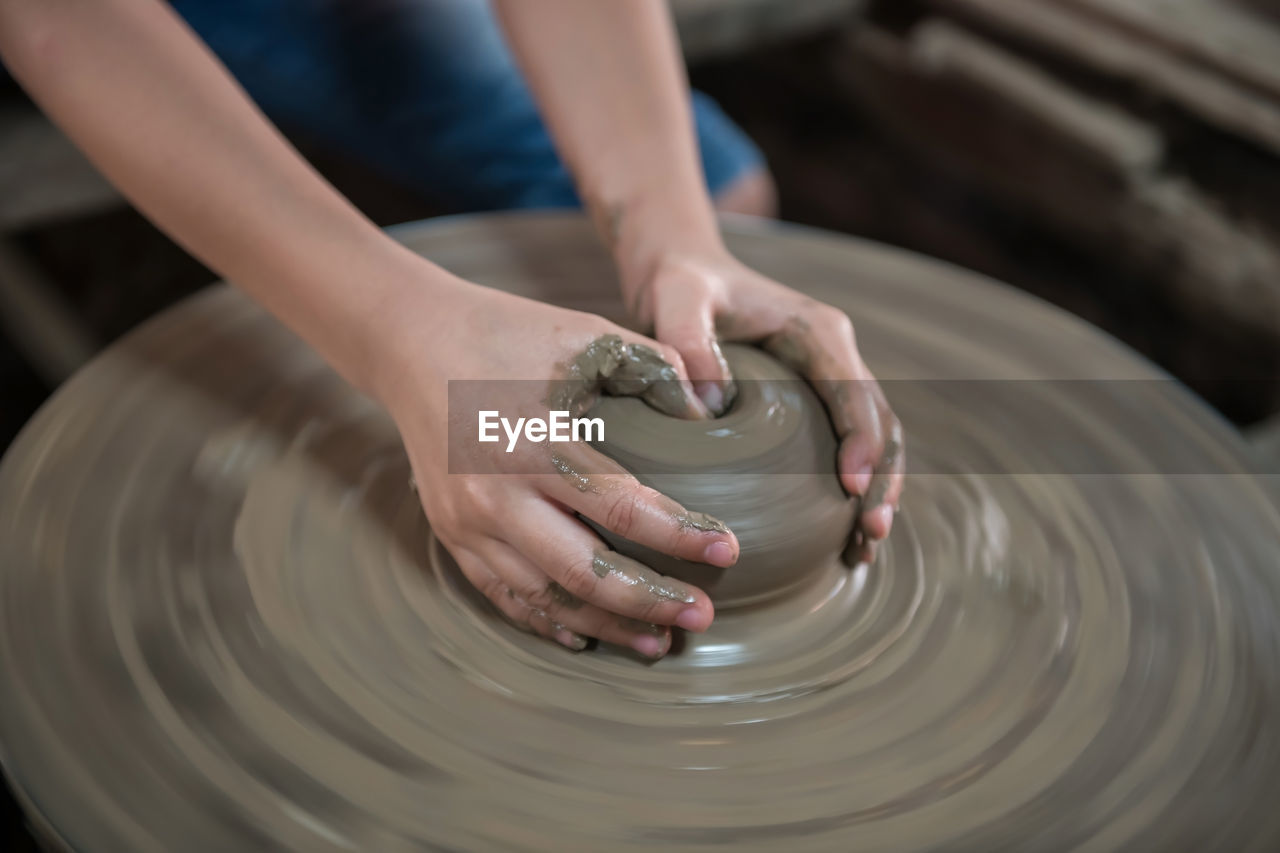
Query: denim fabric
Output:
[[172, 0, 764, 210]]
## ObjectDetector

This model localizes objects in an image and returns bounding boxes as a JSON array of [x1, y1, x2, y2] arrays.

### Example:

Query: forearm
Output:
[[493, 0, 724, 294], [0, 0, 459, 396]]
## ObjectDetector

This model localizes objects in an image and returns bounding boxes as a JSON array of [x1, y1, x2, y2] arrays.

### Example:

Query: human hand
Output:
[[618, 246, 904, 566], [375, 278, 739, 657]]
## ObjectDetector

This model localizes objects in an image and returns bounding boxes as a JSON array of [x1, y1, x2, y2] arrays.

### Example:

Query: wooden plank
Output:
[[909, 20, 1163, 177], [930, 0, 1280, 154], [831, 23, 1280, 337], [1056, 0, 1280, 103], [671, 0, 863, 61]]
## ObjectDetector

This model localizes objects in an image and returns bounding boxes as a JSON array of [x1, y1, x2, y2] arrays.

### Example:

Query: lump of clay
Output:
[[588, 345, 855, 608]]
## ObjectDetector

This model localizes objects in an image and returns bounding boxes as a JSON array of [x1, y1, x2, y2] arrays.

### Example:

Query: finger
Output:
[[540, 443, 739, 569], [760, 307, 906, 546], [450, 546, 587, 650], [507, 497, 717, 633], [859, 419, 905, 541], [832, 380, 888, 497], [477, 539, 673, 658], [760, 308, 889, 496], [843, 527, 877, 568], [653, 288, 735, 415]]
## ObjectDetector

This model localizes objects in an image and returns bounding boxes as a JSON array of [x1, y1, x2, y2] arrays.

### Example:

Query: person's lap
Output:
[[172, 0, 766, 212]]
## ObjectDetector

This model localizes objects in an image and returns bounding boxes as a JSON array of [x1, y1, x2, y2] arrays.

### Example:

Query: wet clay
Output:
[[1, 214, 1279, 851], [590, 550, 698, 605], [589, 344, 856, 607], [549, 333, 690, 418]]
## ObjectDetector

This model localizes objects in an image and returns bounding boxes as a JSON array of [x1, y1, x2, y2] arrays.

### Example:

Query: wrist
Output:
[[595, 182, 726, 306], [337, 244, 475, 411]]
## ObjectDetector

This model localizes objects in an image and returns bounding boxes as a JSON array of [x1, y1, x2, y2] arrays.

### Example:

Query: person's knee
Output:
[[713, 167, 778, 218]]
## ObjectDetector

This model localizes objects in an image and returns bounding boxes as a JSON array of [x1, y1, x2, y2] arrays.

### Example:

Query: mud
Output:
[[549, 333, 691, 419]]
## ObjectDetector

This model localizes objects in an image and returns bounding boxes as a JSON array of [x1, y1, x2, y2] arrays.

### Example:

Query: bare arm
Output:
[[0, 0, 457, 396], [493, 0, 718, 300]]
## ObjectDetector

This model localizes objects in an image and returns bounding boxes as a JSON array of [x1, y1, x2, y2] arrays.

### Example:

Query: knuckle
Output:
[[683, 270, 715, 296], [669, 524, 706, 555], [626, 594, 670, 622], [666, 326, 709, 356], [457, 477, 505, 524], [603, 490, 641, 538], [814, 305, 856, 342], [518, 580, 556, 612], [478, 573, 511, 606], [559, 559, 601, 600]]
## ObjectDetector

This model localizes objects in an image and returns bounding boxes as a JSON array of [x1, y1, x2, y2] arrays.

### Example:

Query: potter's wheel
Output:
[[2, 213, 1279, 851]]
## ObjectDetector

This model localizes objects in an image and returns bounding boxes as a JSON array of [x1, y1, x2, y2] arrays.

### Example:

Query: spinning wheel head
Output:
[[1, 214, 1278, 851]]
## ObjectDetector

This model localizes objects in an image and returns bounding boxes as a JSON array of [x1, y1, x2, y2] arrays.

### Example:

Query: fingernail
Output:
[[630, 633, 666, 658], [866, 504, 894, 538], [695, 381, 725, 415], [703, 540, 735, 567], [676, 607, 707, 632], [853, 464, 872, 495], [557, 629, 588, 651]]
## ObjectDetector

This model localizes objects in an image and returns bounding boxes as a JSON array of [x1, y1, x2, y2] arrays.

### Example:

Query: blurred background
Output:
[[2, 0, 1280, 845], [4, 0, 1280, 445]]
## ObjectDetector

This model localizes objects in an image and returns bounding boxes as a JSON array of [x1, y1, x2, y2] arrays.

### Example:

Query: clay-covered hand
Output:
[[621, 248, 904, 565], [376, 279, 739, 657]]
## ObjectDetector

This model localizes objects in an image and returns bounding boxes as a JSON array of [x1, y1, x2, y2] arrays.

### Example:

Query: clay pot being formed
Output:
[[588, 345, 856, 608]]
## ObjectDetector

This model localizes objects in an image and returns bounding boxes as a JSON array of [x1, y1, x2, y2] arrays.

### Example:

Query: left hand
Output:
[[618, 245, 904, 565]]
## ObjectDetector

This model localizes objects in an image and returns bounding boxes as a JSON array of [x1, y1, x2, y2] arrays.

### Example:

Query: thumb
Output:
[[654, 289, 735, 415]]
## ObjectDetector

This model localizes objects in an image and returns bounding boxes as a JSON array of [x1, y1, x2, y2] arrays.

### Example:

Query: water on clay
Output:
[[1, 214, 1279, 851]]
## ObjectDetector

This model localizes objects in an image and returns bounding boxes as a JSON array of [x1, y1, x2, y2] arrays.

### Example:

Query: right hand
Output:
[[376, 277, 740, 658]]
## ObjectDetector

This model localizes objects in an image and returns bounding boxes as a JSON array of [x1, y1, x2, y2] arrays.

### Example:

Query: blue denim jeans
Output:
[[172, 0, 764, 210]]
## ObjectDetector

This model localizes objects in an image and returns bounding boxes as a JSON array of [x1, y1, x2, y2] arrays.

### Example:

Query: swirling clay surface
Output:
[[590, 344, 855, 608], [2, 213, 1280, 851]]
